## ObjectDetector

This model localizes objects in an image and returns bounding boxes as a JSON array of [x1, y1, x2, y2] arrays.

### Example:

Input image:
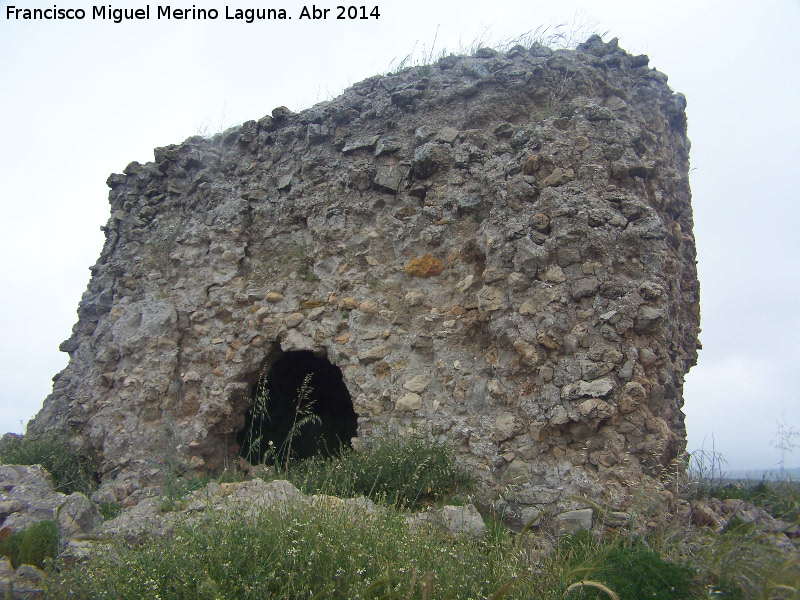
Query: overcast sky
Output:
[[1, 0, 798, 472]]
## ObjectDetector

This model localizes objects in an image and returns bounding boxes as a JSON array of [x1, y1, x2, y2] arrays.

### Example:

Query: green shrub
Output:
[[0, 529, 23, 568], [560, 530, 696, 600], [0, 433, 96, 495], [590, 547, 695, 599], [287, 435, 474, 509], [0, 520, 59, 569], [98, 501, 123, 521]]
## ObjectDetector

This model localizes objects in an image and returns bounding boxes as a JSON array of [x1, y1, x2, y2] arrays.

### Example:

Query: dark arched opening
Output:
[[237, 351, 357, 466]]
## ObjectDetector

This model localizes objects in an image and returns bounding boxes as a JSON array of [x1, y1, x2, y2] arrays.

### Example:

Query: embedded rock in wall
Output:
[[30, 34, 700, 509]]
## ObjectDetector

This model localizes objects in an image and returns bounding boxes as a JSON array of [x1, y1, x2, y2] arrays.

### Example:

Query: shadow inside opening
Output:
[[237, 350, 357, 466]]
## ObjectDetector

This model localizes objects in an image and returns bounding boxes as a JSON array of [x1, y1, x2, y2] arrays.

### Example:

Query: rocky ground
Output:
[[2, 463, 797, 599]]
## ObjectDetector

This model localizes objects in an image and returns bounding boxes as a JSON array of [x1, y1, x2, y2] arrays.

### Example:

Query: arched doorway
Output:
[[237, 350, 357, 466]]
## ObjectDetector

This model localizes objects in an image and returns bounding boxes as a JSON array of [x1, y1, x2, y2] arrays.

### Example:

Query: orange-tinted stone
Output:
[[404, 254, 444, 278]]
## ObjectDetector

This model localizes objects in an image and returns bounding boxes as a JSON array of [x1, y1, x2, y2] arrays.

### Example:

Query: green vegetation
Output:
[[286, 435, 474, 510], [0, 520, 59, 570], [46, 486, 799, 600], [686, 441, 800, 522], [241, 379, 473, 509], [710, 480, 800, 523], [0, 433, 96, 495], [534, 99, 562, 122], [142, 224, 181, 271], [50, 498, 527, 599], [560, 530, 696, 599], [52, 436, 800, 599], [39, 503, 715, 600], [97, 501, 124, 521], [691, 513, 799, 599], [239, 372, 323, 470], [3, 431, 799, 598]]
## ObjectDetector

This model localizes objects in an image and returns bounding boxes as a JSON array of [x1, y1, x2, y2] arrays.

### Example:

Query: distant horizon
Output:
[[721, 466, 800, 481]]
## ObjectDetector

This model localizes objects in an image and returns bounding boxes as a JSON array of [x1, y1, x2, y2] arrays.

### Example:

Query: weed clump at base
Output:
[[0, 520, 59, 570], [287, 435, 474, 509], [0, 433, 96, 495], [561, 529, 696, 599]]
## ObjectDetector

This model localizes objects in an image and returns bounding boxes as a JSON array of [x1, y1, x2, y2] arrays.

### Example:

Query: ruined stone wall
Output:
[[31, 35, 700, 508]]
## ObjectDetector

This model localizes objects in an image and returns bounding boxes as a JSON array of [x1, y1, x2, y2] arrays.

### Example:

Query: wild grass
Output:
[[0, 432, 96, 495], [48, 491, 795, 600], [710, 480, 800, 523], [682, 521, 800, 600], [386, 13, 606, 75], [286, 435, 474, 510], [237, 375, 470, 511], [50, 499, 540, 600], [3, 432, 798, 599], [0, 520, 59, 570], [683, 438, 800, 522], [684, 437, 729, 500], [43, 500, 713, 600], [558, 529, 697, 599], [240, 372, 321, 471]]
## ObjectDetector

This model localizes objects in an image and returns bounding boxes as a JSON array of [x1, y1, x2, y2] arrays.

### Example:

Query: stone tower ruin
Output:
[[30, 35, 700, 509]]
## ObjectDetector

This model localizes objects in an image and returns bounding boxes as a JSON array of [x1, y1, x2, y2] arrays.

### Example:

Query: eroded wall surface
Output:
[[32, 36, 700, 507]]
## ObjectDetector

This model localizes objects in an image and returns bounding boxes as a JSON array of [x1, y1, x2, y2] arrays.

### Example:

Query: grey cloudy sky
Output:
[[1, 0, 798, 471]]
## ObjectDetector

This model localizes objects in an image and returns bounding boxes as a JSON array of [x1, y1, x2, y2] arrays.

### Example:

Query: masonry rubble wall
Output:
[[30, 35, 700, 509]]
